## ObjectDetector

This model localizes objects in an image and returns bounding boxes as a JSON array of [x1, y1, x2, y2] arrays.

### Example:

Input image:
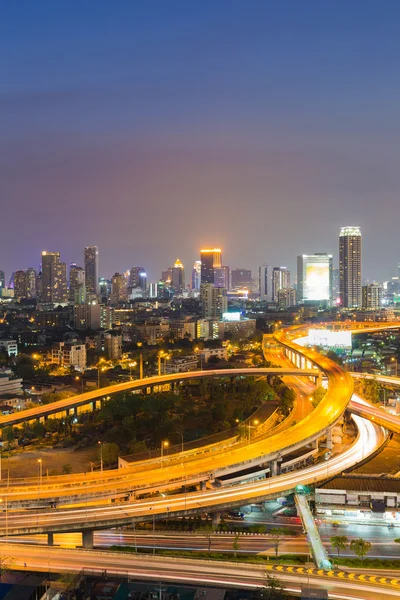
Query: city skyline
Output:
[[2, 2, 400, 282]]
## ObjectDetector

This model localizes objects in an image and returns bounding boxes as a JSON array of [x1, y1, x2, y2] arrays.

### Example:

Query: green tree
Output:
[[0, 555, 14, 582], [350, 538, 372, 565], [62, 463, 72, 474], [326, 350, 343, 365], [102, 442, 120, 466], [33, 421, 46, 439], [263, 574, 287, 599], [233, 532, 241, 558], [197, 524, 214, 555], [360, 377, 382, 404], [330, 535, 348, 562], [270, 528, 285, 559], [312, 386, 326, 408], [2, 427, 15, 443]]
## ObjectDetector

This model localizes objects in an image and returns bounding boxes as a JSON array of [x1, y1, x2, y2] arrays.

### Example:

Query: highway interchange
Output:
[[1, 321, 400, 598]]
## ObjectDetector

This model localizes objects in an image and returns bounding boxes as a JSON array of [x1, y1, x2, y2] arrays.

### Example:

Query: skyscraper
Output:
[[339, 226, 362, 308], [69, 264, 86, 303], [231, 269, 252, 290], [200, 283, 227, 319], [200, 248, 222, 284], [0, 271, 4, 291], [171, 259, 185, 292], [191, 261, 201, 290], [41, 251, 68, 303], [214, 266, 230, 290], [259, 265, 269, 301], [297, 254, 333, 304], [111, 272, 126, 304], [129, 266, 147, 291], [271, 267, 290, 303], [362, 283, 382, 310], [84, 246, 99, 296]]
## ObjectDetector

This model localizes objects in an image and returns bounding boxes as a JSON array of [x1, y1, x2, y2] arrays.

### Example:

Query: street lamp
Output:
[[176, 431, 184, 454], [98, 441, 103, 474], [37, 458, 43, 499], [0, 498, 8, 543], [391, 357, 398, 377], [248, 419, 259, 444], [75, 376, 84, 394], [161, 440, 169, 466]]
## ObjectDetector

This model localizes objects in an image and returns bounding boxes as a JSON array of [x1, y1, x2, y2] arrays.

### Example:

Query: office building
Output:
[[171, 259, 185, 292], [339, 226, 362, 308], [362, 283, 382, 310], [297, 254, 333, 304], [259, 265, 269, 301], [0, 271, 4, 291], [13, 269, 36, 300], [41, 251, 68, 303], [278, 287, 297, 308], [191, 261, 201, 290], [200, 248, 222, 284], [84, 246, 99, 296], [104, 333, 122, 361], [231, 269, 252, 290], [214, 266, 230, 290], [200, 283, 227, 319], [111, 272, 127, 304], [0, 340, 18, 357], [129, 266, 147, 291], [52, 341, 86, 371], [69, 264, 86, 303], [272, 267, 290, 303]]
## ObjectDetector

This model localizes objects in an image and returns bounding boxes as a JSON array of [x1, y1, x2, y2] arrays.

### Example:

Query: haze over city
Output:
[[2, 1, 400, 280]]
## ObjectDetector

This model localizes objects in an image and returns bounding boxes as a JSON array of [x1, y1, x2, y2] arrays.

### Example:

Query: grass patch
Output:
[[337, 558, 400, 570], [108, 546, 307, 565]]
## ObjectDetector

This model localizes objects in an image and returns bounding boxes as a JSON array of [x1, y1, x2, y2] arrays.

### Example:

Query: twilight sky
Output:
[[1, 1, 400, 283]]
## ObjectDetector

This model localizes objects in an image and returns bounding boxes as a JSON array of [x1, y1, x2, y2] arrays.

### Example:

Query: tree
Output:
[[360, 377, 381, 405], [312, 386, 326, 408], [62, 463, 72, 474], [350, 538, 372, 565], [197, 524, 214, 555], [33, 421, 46, 439], [263, 574, 287, 599], [102, 442, 120, 466], [2, 427, 15, 443], [0, 555, 13, 582], [233, 532, 241, 558], [270, 528, 285, 559], [326, 350, 343, 366], [330, 535, 348, 562]]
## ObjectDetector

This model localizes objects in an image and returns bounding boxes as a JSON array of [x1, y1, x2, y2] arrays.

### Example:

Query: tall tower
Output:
[[0, 271, 4, 291], [271, 267, 290, 303], [200, 248, 222, 284], [339, 226, 362, 308], [129, 266, 147, 291], [192, 261, 201, 290], [69, 264, 86, 303], [41, 252, 68, 303], [171, 259, 185, 293], [297, 254, 333, 304], [259, 265, 268, 301], [84, 246, 99, 296]]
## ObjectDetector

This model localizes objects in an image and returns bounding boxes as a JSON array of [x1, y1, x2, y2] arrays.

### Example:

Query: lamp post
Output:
[[0, 498, 8, 543], [391, 357, 398, 377], [161, 440, 169, 466], [98, 441, 103, 474], [248, 419, 259, 444], [75, 376, 84, 394], [181, 462, 187, 511], [38, 458, 43, 499], [176, 431, 184, 454]]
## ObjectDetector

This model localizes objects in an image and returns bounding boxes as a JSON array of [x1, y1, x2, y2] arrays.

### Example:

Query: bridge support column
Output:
[[74, 407, 78, 417], [47, 532, 54, 546], [310, 438, 318, 450], [82, 530, 94, 549], [326, 429, 333, 450], [212, 512, 221, 527], [200, 480, 207, 491], [91, 400, 97, 411], [270, 460, 279, 477]]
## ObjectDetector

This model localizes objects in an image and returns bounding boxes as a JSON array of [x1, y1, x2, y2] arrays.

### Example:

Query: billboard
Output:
[[304, 260, 330, 301], [308, 329, 352, 349], [222, 312, 241, 322]]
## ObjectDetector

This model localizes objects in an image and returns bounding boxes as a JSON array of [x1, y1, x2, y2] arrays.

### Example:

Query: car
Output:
[[228, 511, 245, 520]]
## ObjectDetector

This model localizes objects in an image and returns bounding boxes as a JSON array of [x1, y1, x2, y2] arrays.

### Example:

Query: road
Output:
[[4, 543, 400, 600]]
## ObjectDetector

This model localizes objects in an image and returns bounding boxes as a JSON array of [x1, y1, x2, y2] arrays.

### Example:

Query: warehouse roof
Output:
[[317, 475, 400, 493]]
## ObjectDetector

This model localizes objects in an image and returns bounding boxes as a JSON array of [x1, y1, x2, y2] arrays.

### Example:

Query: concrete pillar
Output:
[[82, 530, 94, 549], [326, 429, 333, 450], [270, 460, 279, 477], [212, 512, 221, 527], [47, 532, 54, 546], [91, 400, 97, 411], [310, 438, 319, 450], [74, 407, 78, 417], [200, 480, 207, 491]]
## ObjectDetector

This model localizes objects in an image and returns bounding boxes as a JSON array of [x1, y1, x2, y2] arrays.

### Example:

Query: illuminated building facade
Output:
[[200, 248, 222, 285], [191, 260, 201, 290], [200, 283, 227, 319], [171, 258, 185, 292], [84, 246, 99, 296], [297, 253, 333, 304], [271, 266, 290, 303], [362, 283, 382, 310], [41, 251, 68, 303]]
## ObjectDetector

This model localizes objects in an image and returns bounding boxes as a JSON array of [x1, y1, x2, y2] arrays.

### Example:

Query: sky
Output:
[[1, 1, 400, 283]]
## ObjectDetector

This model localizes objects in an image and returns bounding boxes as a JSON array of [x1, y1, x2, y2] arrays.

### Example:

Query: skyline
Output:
[[2, 2, 400, 281]]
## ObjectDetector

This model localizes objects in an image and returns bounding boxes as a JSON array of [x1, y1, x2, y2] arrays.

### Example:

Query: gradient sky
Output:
[[2, 1, 400, 283]]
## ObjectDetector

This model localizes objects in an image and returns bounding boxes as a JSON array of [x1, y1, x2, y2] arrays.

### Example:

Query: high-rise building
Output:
[[200, 283, 227, 319], [14, 269, 37, 300], [171, 259, 185, 292], [231, 269, 252, 290], [259, 265, 269, 301], [339, 226, 362, 308], [272, 267, 290, 303], [362, 283, 382, 310], [0, 271, 4, 291], [69, 264, 86, 303], [129, 266, 147, 291], [200, 248, 222, 284], [111, 272, 126, 304], [297, 254, 333, 304], [191, 261, 201, 290], [41, 251, 68, 303], [214, 266, 230, 290], [84, 246, 99, 296], [278, 287, 297, 308]]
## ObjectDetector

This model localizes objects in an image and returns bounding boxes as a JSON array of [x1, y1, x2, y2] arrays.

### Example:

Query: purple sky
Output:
[[1, 1, 400, 282]]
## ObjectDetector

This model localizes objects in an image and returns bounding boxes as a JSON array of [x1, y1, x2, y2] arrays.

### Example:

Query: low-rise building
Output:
[[0, 340, 18, 357], [0, 369, 23, 396], [199, 347, 228, 362], [165, 354, 198, 374], [52, 342, 86, 371], [104, 333, 122, 361], [213, 319, 256, 340]]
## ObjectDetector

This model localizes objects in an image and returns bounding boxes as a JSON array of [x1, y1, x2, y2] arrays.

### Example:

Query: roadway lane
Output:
[[0, 414, 386, 536], [4, 544, 400, 600]]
